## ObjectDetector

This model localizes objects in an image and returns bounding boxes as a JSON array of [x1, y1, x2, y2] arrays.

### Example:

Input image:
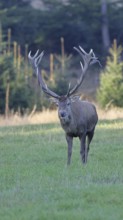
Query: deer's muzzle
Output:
[[60, 111, 66, 118]]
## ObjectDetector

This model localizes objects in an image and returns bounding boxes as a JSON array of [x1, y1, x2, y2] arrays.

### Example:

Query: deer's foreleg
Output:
[[66, 134, 73, 165]]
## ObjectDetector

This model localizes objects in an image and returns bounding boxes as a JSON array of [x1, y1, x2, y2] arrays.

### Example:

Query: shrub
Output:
[[97, 40, 123, 108]]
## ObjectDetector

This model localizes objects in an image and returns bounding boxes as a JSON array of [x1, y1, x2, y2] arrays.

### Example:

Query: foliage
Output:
[[109, 0, 123, 44], [0, 51, 37, 114], [97, 40, 123, 108], [0, 0, 123, 113], [0, 0, 123, 55], [49, 71, 68, 96], [49, 54, 72, 96], [0, 0, 41, 51], [1, 120, 123, 219], [0, 54, 15, 113], [0, 22, 73, 114], [10, 80, 35, 114]]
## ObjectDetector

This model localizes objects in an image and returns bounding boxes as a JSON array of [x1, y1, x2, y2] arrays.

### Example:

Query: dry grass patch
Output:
[[0, 110, 59, 127], [97, 106, 123, 120], [0, 106, 123, 127]]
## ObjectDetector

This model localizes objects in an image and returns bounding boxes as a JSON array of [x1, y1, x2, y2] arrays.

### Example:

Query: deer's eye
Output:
[[67, 102, 70, 106]]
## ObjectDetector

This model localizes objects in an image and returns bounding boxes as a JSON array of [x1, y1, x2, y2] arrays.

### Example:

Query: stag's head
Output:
[[54, 96, 73, 124], [28, 46, 100, 123]]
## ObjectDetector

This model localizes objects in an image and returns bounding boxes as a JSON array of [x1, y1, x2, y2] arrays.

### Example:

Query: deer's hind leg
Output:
[[85, 129, 95, 162], [79, 134, 86, 164]]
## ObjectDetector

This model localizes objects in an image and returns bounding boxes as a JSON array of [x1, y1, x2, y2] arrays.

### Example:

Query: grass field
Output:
[[1, 119, 123, 220]]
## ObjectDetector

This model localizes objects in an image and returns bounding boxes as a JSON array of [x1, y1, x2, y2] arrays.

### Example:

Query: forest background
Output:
[[0, 0, 123, 118]]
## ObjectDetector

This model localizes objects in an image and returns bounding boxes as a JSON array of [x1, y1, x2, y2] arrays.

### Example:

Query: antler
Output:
[[67, 46, 100, 97], [28, 50, 60, 99], [28, 46, 100, 100]]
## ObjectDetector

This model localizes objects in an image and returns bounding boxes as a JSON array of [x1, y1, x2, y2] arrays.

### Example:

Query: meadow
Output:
[[0, 119, 123, 220]]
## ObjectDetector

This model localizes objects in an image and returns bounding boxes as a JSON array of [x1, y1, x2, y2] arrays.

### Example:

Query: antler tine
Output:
[[28, 50, 60, 99], [67, 61, 85, 96], [73, 46, 86, 62], [35, 51, 44, 66], [80, 61, 84, 71], [28, 50, 43, 65], [79, 45, 88, 55], [89, 49, 102, 67], [33, 49, 39, 59], [67, 46, 100, 97], [66, 82, 71, 97], [28, 50, 39, 60]]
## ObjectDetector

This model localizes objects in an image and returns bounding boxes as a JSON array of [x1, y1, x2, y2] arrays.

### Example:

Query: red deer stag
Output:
[[28, 46, 99, 165]]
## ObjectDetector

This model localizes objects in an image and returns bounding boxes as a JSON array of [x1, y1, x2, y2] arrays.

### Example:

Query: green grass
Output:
[[0, 120, 123, 220]]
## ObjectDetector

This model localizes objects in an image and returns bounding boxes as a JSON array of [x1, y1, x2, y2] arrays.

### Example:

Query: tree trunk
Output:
[[61, 37, 65, 74], [50, 53, 54, 81], [101, 0, 110, 53], [5, 81, 10, 118]]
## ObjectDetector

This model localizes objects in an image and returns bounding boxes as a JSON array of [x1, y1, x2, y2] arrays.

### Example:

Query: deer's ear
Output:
[[70, 95, 81, 102], [49, 98, 59, 106]]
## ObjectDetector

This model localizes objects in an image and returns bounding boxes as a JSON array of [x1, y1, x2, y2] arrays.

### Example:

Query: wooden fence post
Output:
[[5, 80, 10, 118]]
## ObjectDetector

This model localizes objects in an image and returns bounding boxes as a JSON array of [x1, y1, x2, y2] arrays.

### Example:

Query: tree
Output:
[[97, 40, 123, 108], [1, 0, 123, 58], [101, 0, 111, 53], [0, 24, 38, 114], [108, 0, 123, 46], [0, 0, 41, 51]]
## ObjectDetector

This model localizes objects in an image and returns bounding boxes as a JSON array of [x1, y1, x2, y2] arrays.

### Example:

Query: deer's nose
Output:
[[60, 112, 66, 118]]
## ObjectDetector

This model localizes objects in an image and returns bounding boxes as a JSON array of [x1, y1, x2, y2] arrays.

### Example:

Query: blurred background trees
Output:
[[0, 0, 123, 115], [1, 0, 123, 55]]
